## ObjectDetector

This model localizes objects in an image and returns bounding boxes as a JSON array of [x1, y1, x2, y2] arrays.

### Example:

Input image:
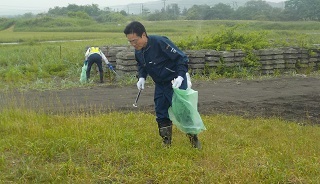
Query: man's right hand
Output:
[[137, 78, 145, 90]]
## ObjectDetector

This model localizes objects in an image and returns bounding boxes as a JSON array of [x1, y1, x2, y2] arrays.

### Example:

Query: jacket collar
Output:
[[137, 35, 151, 53]]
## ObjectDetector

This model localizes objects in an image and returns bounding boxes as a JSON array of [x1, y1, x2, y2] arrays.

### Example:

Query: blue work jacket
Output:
[[135, 35, 188, 83]]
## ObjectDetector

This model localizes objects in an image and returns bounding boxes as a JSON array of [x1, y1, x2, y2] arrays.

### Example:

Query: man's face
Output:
[[126, 32, 147, 50]]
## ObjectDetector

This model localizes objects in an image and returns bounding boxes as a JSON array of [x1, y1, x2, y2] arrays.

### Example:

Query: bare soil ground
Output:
[[1, 76, 320, 124]]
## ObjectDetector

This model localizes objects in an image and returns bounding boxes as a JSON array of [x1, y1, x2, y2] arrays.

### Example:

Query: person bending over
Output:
[[85, 46, 110, 83]]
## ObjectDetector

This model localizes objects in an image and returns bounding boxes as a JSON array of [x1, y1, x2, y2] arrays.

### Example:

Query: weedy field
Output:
[[1, 20, 320, 183]]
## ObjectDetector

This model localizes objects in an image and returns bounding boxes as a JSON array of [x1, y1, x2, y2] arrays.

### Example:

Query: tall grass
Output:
[[0, 108, 319, 183], [0, 39, 125, 90]]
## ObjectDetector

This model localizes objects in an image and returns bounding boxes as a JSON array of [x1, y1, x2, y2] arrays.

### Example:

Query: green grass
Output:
[[0, 31, 125, 44], [1, 20, 320, 91], [1, 20, 320, 183], [0, 108, 319, 183]]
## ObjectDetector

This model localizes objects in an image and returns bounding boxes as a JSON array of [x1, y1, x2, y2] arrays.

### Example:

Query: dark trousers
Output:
[[86, 53, 103, 81], [154, 73, 187, 128]]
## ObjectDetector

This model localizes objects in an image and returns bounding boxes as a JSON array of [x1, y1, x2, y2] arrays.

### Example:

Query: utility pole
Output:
[[141, 3, 143, 15], [162, 0, 167, 11]]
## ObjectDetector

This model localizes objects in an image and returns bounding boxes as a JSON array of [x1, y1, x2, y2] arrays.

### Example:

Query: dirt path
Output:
[[1, 76, 320, 124]]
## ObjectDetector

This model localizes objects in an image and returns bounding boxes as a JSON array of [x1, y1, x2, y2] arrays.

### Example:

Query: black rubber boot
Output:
[[187, 134, 201, 149], [159, 126, 172, 147], [99, 72, 104, 83]]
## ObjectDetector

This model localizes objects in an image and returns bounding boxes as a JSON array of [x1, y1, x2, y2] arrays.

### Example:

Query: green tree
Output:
[[211, 3, 234, 20], [48, 6, 68, 16], [267, 7, 285, 21], [119, 10, 127, 16], [181, 7, 188, 16], [146, 10, 169, 21], [83, 4, 101, 17], [284, 0, 320, 20], [234, 0, 274, 20], [166, 4, 180, 19], [146, 4, 180, 21], [96, 12, 126, 22], [0, 18, 15, 30], [22, 13, 35, 18], [48, 4, 102, 17], [67, 11, 91, 19], [185, 5, 211, 20]]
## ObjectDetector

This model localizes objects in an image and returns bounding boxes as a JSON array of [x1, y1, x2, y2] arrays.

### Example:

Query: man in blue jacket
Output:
[[123, 21, 201, 149]]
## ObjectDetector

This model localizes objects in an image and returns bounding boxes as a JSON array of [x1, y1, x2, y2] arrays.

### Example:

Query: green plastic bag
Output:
[[168, 88, 206, 135], [80, 60, 88, 83]]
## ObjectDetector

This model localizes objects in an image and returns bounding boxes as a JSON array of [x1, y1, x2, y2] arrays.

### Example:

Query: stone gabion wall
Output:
[[101, 46, 320, 75], [100, 45, 128, 68], [100, 46, 136, 75]]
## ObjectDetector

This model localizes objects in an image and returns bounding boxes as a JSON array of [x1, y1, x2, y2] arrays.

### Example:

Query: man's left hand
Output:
[[172, 76, 184, 88]]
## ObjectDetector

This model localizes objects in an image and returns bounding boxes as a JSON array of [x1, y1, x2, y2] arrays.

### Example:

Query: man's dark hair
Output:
[[123, 21, 147, 37]]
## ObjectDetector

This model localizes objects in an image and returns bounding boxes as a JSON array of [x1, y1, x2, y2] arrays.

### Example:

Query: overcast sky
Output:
[[0, 0, 284, 16], [0, 0, 158, 15]]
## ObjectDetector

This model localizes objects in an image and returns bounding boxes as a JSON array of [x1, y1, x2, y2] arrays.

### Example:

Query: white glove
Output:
[[172, 76, 184, 88], [137, 78, 145, 90]]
